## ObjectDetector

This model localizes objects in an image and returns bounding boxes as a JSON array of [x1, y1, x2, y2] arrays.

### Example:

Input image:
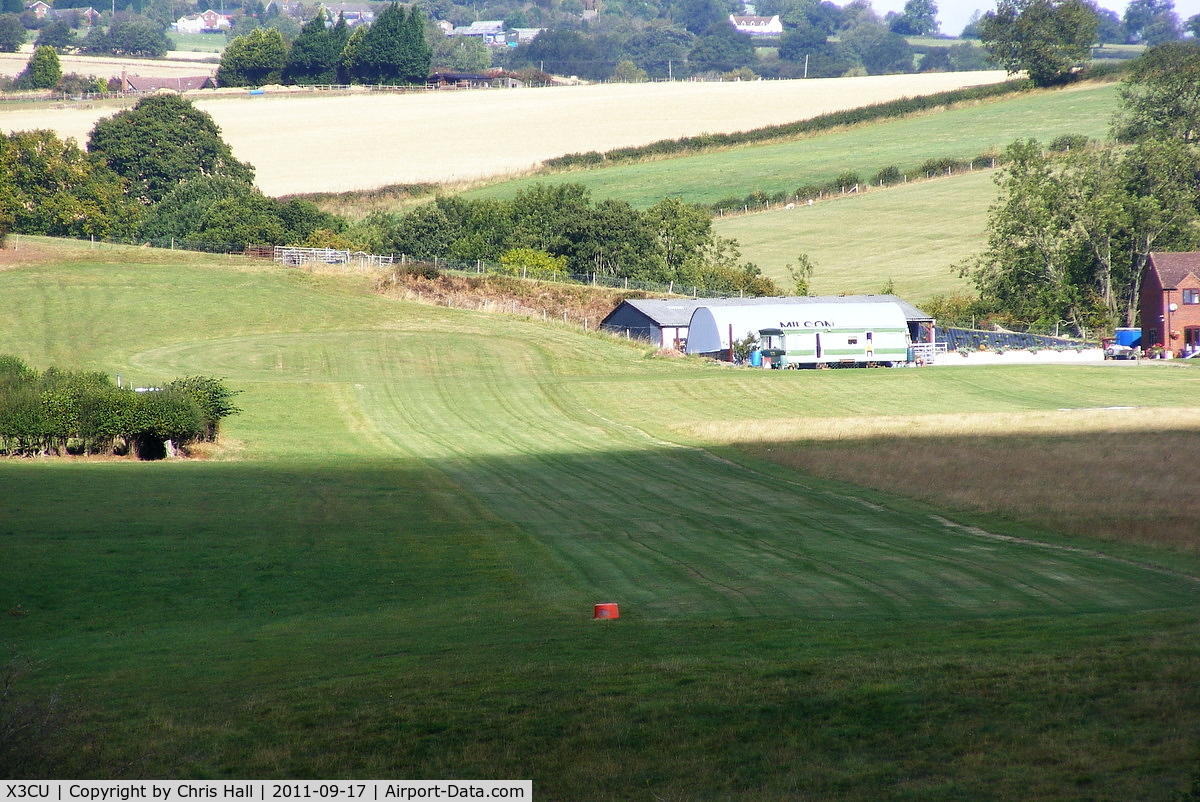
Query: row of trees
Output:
[[217, 4, 431, 87], [514, 3, 991, 81], [378, 186, 781, 295], [0, 94, 340, 248], [963, 41, 1200, 333], [0, 12, 169, 57], [0, 356, 240, 459]]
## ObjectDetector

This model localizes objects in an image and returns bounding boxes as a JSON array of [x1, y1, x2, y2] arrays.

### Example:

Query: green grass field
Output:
[[463, 82, 1119, 210], [166, 32, 227, 54], [713, 168, 993, 298], [2, 241, 1199, 796]]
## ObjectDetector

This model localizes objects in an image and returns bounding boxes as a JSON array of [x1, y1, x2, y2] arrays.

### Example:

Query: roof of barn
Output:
[[603, 295, 931, 329]]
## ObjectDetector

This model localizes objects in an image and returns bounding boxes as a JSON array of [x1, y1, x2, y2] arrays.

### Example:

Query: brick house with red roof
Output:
[[1140, 252, 1200, 357]]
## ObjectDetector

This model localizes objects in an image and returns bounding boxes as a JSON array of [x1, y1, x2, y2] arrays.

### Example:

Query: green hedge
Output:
[[0, 355, 240, 459], [544, 79, 1032, 171]]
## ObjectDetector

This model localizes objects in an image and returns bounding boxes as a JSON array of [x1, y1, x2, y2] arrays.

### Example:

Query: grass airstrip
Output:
[[2, 239, 1199, 798]]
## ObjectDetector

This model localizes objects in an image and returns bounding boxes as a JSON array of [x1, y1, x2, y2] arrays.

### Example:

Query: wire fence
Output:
[[127, 238, 730, 298], [401, 255, 736, 299]]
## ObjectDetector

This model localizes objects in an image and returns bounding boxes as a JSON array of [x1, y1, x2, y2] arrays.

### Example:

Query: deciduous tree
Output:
[[889, 0, 939, 36], [1113, 41, 1200, 144], [964, 138, 1200, 330], [687, 24, 755, 74], [0, 130, 140, 239], [0, 12, 25, 52], [1123, 0, 1180, 44], [34, 20, 77, 52], [980, 0, 1097, 87], [80, 15, 170, 57], [87, 94, 255, 204]]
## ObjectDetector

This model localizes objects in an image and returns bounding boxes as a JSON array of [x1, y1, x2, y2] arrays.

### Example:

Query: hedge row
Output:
[[543, 79, 1032, 171], [0, 356, 240, 460], [706, 148, 1006, 214]]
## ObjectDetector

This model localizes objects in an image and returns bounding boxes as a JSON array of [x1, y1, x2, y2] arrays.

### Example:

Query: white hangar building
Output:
[[600, 295, 934, 355]]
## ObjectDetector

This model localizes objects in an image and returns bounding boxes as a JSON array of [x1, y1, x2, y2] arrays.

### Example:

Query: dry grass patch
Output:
[[692, 407, 1200, 554], [376, 269, 648, 329]]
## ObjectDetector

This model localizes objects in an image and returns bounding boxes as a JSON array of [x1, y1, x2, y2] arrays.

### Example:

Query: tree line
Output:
[[0, 93, 341, 247], [217, 4, 431, 87], [377, 188, 780, 295], [962, 40, 1200, 334], [0, 92, 776, 295], [0, 355, 241, 460]]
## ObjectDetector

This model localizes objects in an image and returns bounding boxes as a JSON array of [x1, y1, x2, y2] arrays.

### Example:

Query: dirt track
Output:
[[0, 71, 1008, 196]]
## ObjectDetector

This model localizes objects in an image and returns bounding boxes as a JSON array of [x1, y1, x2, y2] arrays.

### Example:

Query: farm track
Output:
[[128, 320, 1200, 622]]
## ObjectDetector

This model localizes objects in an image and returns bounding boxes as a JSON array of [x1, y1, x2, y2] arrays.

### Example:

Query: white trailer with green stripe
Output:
[[757, 302, 910, 367], [685, 301, 912, 367]]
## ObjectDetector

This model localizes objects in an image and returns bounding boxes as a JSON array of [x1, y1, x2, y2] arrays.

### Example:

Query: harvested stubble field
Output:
[[0, 71, 1006, 196], [0, 51, 218, 80]]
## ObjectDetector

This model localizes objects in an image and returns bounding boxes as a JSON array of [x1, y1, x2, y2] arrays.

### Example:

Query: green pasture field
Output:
[[713, 168, 993, 299], [2, 241, 1200, 797], [166, 32, 226, 54], [463, 81, 1118, 210]]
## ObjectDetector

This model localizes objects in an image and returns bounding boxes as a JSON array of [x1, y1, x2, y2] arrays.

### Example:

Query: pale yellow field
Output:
[[0, 51, 217, 80], [0, 71, 1007, 196]]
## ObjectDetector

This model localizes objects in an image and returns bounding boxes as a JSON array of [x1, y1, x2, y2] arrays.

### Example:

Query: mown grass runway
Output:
[[2, 243, 1199, 797]]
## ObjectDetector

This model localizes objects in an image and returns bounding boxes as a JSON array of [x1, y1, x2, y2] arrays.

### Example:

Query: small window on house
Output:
[[1183, 289, 1200, 305]]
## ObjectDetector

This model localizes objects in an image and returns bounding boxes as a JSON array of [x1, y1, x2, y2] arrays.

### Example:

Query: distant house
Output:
[[1139, 252, 1200, 357], [49, 6, 100, 25], [451, 20, 507, 45], [121, 74, 218, 93], [174, 9, 233, 33], [24, 0, 51, 18], [319, 2, 374, 26], [728, 14, 782, 36]]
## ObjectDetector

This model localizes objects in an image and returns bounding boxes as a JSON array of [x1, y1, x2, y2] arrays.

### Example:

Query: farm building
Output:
[[1139, 251, 1200, 357], [317, 2, 374, 25], [601, 295, 934, 355], [600, 299, 705, 349], [121, 75, 217, 93], [450, 20, 508, 45]]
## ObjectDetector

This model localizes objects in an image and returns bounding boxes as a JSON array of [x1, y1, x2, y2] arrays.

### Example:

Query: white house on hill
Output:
[[729, 14, 782, 35], [174, 9, 232, 33]]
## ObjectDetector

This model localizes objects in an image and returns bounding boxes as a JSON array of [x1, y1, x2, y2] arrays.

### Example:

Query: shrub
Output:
[[921, 156, 967, 175], [834, 170, 861, 189], [1048, 133, 1091, 152], [873, 165, 902, 185]]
